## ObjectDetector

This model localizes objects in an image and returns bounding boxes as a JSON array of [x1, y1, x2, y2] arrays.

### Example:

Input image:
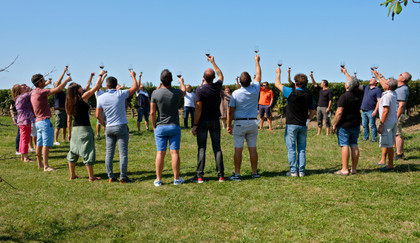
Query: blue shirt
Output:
[[395, 84, 409, 113], [229, 82, 260, 119], [361, 85, 382, 111], [283, 86, 316, 110], [97, 89, 130, 126]]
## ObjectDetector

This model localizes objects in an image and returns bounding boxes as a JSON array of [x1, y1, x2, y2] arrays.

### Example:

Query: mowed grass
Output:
[[0, 114, 419, 242]]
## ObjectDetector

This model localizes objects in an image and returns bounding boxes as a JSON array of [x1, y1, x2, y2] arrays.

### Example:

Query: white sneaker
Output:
[[15, 152, 21, 155], [299, 172, 305, 177], [286, 172, 298, 177], [173, 177, 185, 185], [53, 142, 60, 146]]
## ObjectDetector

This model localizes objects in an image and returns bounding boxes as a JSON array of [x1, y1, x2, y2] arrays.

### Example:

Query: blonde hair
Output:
[[11, 84, 21, 101]]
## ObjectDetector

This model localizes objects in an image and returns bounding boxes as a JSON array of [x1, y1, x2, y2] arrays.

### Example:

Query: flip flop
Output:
[[334, 170, 349, 176], [377, 162, 386, 166], [70, 175, 80, 180], [44, 167, 56, 172], [89, 176, 101, 182]]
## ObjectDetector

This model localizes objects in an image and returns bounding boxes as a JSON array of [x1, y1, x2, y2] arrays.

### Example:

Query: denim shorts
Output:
[[36, 119, 54, 147], [137, 107, 150, 122], [337, 126, 360, 146], [154, 125, 181, 151]]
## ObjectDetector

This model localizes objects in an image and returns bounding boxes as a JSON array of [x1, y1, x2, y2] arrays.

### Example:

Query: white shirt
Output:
[[184, 91, 196, 108], [379, 90, 398, 127]]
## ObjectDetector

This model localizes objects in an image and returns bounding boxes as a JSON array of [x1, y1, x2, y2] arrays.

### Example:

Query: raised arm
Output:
[[49, 76, 71, 95], [287, 68, 293, 85], [137, 72, 143, 91], [85, 73, 95, 91], [309, 72, 317, 87], [372, 70, 388, 88], [341, 67, 352, 81], [255, 55, 261, 83], [274, 67, 284, 93], [55, 67, 68, 87], [128, 70, 138, 96], [208, 56, 223, 82], [82, 71, 105, 102], [235, 77, 240, 88], [179, 76, 186, 97]]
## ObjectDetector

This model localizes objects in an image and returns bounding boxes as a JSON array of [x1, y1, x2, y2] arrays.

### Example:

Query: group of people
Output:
[[9, 54, 411, 185]]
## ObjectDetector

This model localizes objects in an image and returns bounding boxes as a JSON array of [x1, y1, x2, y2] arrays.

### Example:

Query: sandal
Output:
[[89, 176, 101, 182], [44, 167, 56, 172], [334, 170, 349, 176], [70, 175, 80, 180]]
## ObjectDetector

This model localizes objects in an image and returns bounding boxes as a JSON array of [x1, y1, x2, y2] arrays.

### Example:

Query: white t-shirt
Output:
[[184, 91, 196, 108], [229, 81, 260, 119], [379, 90, 398, 127]]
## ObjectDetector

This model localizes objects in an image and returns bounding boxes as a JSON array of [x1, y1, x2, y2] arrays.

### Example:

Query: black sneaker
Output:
[[251, 173, 261, 179], [395, 153, 404, 160], [120, 178, 135, 184]]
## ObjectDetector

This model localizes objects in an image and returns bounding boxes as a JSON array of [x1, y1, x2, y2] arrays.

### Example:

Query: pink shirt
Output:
[[31, 88, 51, 122]]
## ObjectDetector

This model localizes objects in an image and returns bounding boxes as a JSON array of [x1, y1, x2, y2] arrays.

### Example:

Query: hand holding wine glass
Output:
[[254, 45, 259, 54], [207, 55, 214, 63], [176, 71, 182, 78]]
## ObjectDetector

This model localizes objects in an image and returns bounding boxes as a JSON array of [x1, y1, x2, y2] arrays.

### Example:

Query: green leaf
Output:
[[388, 3, 394, 16], [394, 1, 402, 14]]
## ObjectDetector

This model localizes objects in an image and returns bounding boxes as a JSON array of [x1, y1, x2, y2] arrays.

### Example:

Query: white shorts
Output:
[[233, 120, 259, 148], [379, 123, 397, 148]]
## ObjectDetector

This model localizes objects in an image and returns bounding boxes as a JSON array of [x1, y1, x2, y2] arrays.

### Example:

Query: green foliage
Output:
[[381, 0, 413, 20]]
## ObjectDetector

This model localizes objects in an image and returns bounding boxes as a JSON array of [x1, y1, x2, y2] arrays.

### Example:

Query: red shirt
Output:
[[31, 88, 51, 122], [259, 88, 273, 106]]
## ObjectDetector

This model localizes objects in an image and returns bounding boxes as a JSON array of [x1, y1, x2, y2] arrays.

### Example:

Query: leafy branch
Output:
[[381, 0, 419, 20]]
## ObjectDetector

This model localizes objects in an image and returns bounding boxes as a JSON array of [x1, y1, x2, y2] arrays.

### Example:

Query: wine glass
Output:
[[99, 62, 104, 70], [254, 45, 259, 54], [177, 71, 182, 78], [128, 64, 133, 72], [66, 72, 71, 77], [205, 49, 210, 57], [277, 59, 283, 67], [340, 61, 345, 68], [310, 70, 314, 74], [288, 67, 291, 70]]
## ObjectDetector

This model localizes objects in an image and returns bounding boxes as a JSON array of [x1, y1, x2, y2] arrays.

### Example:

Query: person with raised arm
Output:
[[96, 70, 138, 184], [332, 67, 363, 176], [227, 54, 262, 181], [183, 84, 196, 129], [359, 77, 382, 142], [53, 68, 70, 145], [30, 67, 71, 171], [136, 72, 150, 131], [275, 67, 316, 177], [84, 72, 95, 91], [287, 67, 294, 85], [258, 81, 274, 131], [372, 69, 411, 160], [310, 72, 333, 136], [150, 70, 186, 186], [191, 55, 225, 183], [66, 70, 106, 181]]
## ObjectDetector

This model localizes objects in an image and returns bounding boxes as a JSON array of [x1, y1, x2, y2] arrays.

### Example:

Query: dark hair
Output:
[[240, 72, 252, 87], [106, 76, 118, 89], [31, 74, 44, 87], [160, 69, 173, 87], [263, 82, 269, 86], [65, 82, 82, 116], [294, 74, 308, 88], [322, 80, 329, 87]]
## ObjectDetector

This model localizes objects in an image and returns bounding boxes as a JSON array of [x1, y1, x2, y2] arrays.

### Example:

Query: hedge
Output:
[[1, 80, 419, 116]]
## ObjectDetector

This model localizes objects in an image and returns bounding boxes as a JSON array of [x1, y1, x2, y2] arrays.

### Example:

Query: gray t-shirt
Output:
[[395, 84, 409, 113], [379, 90, 398, 127], [151, 87, 184, 126]]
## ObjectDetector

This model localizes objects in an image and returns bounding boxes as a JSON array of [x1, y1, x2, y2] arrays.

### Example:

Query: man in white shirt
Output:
[[183, 84, 196, 128]]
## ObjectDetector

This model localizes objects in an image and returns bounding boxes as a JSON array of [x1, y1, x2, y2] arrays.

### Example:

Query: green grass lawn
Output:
[[0, 115, 419, 242]]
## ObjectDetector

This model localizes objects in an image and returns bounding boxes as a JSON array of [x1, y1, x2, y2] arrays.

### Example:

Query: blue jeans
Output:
[[105, 124, 129, 180], [284, 124, 308, 173], [183, 106, 195, 128], [362, 110, 377, 141]]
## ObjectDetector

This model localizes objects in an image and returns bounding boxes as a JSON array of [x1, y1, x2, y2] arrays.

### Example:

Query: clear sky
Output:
[[0, 0, 419, 89]]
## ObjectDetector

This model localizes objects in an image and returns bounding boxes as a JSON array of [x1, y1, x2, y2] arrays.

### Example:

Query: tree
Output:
[[381, 0, 420, 20]]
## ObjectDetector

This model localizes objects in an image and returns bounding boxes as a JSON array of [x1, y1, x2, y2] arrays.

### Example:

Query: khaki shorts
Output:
[[396, 114, 405, 136], [379, 123, 397, 148], [55, 109, 67, 128], [233, 120, 259, 148]]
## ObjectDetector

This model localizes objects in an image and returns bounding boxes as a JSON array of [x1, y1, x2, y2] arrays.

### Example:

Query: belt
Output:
[[235, 118, 257, 121]]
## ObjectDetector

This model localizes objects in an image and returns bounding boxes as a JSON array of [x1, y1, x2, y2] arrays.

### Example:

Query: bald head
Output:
[[203, 68, 216, 83]]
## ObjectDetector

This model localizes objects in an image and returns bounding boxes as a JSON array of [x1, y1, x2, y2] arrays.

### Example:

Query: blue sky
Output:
[[0, 0, 419, 89]]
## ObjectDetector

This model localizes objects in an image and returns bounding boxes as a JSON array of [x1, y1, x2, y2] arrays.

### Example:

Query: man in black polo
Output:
[[191, 55, 224, 183], [310, 73, 333, 136]]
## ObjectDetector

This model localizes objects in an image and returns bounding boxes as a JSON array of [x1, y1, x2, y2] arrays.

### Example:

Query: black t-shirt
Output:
[[286, 88, 315, 126], [336, 91, 362, 128], [316, 87, 333, 107], [73, 99, 91, 127], [195, 80, 222, 121], [54, 91, 66, 109]]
